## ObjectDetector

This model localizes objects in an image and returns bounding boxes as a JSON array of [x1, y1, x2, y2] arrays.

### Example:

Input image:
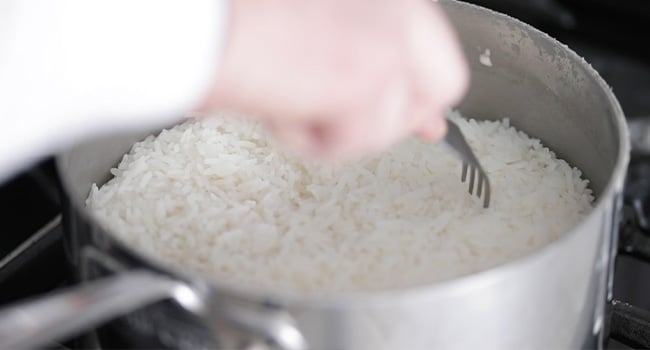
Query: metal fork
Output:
[[444, 119, 491, 208]]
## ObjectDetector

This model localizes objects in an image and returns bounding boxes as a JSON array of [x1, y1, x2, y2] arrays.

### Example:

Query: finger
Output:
[[414, 110, 448, 141], [408, 0, 469, 109], [409, 86, 448, 142], [330, 76, 412, 159], [268, 120, 318, 157]]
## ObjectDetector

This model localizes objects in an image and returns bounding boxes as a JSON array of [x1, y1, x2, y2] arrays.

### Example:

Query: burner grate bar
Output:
[[0, 215, 62, 284], [610, 299, 650, 349]]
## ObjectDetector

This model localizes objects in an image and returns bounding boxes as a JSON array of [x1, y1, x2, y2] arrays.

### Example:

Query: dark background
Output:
[[466, 0, 650, 119]]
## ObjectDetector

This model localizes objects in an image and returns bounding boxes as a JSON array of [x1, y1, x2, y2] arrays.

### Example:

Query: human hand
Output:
[[201, 0, 469, 160]]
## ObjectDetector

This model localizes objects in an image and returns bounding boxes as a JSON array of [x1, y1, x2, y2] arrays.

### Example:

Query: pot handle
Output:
[[0, 270, 202, 349]]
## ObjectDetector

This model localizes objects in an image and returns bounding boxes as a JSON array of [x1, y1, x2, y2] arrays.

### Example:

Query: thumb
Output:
[[415, 112, 448, 141]]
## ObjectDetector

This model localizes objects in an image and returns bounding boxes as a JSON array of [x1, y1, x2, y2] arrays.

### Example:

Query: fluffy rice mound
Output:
[[86, 112, 594, 293]]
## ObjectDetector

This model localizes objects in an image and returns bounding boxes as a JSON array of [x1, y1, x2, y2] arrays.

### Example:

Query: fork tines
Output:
[[444, 119, 492, 209], [461, 161, 490, 208]]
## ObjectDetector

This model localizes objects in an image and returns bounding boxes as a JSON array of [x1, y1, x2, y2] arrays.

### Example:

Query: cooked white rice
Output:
[[86, 112, 594, 293]]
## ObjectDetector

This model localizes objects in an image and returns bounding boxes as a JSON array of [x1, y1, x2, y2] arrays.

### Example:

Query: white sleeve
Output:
[[0, 0, 228, 182]]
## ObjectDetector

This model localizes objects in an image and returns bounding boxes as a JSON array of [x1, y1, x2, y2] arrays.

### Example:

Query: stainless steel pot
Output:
[[0, 0, 630, 349]]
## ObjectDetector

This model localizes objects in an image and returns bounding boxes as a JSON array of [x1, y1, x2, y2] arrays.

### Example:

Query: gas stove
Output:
[[2, 1, 650, 349]]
